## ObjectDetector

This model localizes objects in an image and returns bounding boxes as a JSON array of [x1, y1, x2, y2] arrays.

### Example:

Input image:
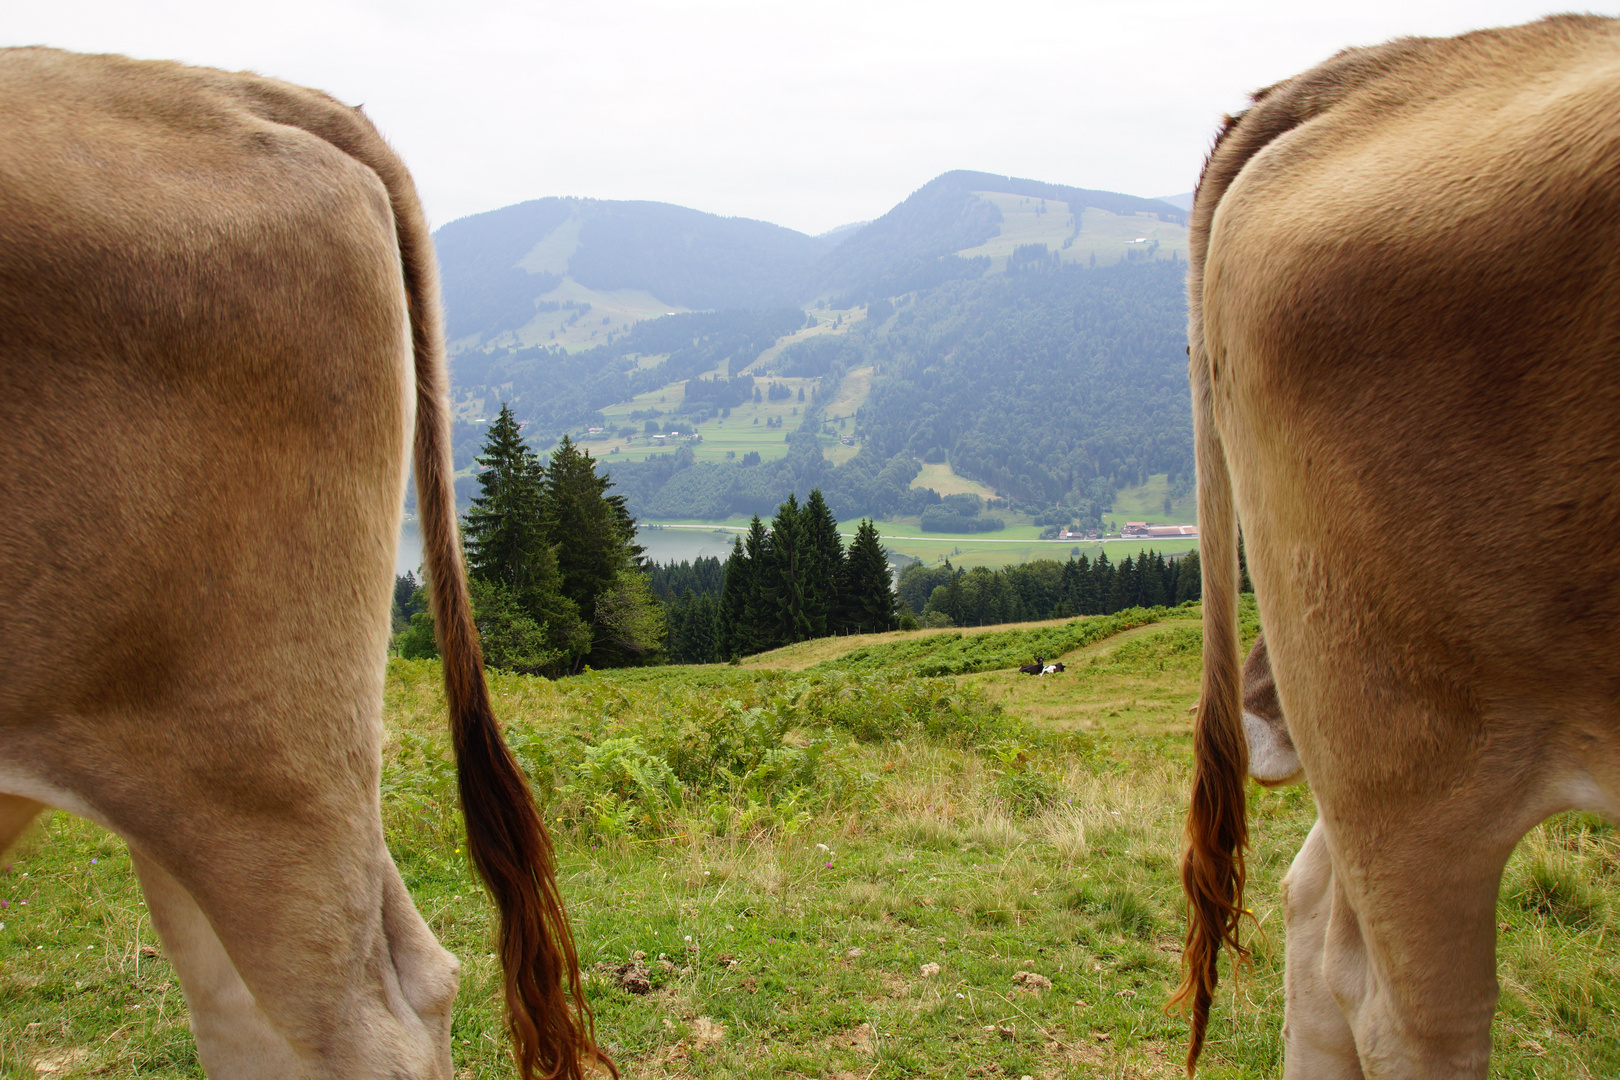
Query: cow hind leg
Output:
[[130, 849, 303, 1079], [129, 830, 460, 1079], [1280, 819, 1363, 1079], [1287, 802, 1509, 1079]]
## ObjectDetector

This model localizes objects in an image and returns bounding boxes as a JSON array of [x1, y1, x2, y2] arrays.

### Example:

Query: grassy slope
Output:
[[954, 193, 1189, 269], [6, 607, 1613, 1078], [1106, 473, 1196, 527]]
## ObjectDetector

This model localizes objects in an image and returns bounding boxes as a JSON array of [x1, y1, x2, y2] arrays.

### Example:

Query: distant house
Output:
[[1122, 521, 1199, 538], [586, 426, 604, 434], [840, 435, 854, 446]]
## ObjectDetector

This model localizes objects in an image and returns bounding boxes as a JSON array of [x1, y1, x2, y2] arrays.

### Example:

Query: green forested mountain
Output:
[[431, 171, 1193, 528]]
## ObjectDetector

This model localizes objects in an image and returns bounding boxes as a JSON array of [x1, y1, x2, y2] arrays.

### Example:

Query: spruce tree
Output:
[[1092, 552, 1113, 614], [768, 495, 814, 645], [1109, 555, 1136, 612], [463, 404, 547, 593], [844, 519, 897, 632], [1138, 549, 1164, 607], [739, 516, 776, 654], [461, 404, 587, 674], [716, 536, 750, 658], [801, 489, 844, 635], [541, 435, 628, 614], [1174, 550, 1202, 603], [1056, 558, 1082, 617]]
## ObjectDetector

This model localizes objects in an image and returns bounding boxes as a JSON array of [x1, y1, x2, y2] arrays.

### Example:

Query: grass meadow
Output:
[[3, 604, 1618, 1077]]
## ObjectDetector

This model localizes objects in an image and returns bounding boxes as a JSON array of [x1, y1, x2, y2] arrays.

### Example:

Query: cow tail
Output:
[[259, 89, 616, 1080], [1166, 336, 1249, 1073], [391, 158, 614, 1080]]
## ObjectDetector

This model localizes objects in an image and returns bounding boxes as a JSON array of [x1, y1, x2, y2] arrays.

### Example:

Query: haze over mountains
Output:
[[428, 170, 1195, 531]]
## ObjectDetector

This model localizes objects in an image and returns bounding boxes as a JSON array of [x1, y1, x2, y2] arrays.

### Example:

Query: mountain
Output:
[[433, 197, 823, 346], [811, 170, 1186, 305], [428, 171, 1194, 529], [431, 173, 1186, 347]]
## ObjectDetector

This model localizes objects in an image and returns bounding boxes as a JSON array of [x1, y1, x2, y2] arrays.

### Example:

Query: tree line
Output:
[[656, 491, 899, 663], [896, 549, 1202, 629]]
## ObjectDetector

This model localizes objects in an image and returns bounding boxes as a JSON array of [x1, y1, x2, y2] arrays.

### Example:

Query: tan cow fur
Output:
[[0, 49, 602, 1078], [1180, 15, 1620, 1079]]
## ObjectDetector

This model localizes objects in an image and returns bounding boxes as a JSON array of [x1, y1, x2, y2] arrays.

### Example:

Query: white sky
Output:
[[7, 1, 1609, 234]]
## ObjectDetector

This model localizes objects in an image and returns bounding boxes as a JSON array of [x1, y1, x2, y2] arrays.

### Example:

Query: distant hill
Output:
[[430, 171, 1194, 530], [811, 170, 1185, 305], [433, 197, 822, 345]]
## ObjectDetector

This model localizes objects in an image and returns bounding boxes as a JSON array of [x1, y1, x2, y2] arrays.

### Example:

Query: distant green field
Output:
[[909, 462, 997, 499], [634, 521, 1196, 572], [1106, 473, 1195, 525]]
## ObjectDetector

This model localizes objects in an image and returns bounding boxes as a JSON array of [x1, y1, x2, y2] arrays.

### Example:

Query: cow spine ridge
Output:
[[240, 84, 614, 1080]]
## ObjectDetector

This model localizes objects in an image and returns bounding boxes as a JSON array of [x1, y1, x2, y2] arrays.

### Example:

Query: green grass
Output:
[[4, 604, 1618, 1078], [1104, 474, 1196, 527]]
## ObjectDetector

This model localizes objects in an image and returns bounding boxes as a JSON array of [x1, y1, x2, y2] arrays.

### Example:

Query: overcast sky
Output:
[[9, 2, 1609, 234]]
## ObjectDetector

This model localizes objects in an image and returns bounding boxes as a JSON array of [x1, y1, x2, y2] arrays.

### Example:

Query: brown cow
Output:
[[0, 49, 609, 1079], [1174, 15, 1620, 1078]]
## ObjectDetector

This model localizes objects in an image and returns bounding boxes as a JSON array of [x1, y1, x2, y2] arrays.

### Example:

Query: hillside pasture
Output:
[[954, 193, 1189, 269], [909, 462, 998, 500], [595, 373, 826, 467], [1106, 473, 1196, 526], [4, 603, 1614, 1078]]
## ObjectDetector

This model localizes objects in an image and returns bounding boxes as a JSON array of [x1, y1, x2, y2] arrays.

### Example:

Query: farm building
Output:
[[1122, 522, 1199, 538]]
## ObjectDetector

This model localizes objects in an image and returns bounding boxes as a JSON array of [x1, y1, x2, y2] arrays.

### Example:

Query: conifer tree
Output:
[[801, 489, 844, 635], [1057, 558, 1083, 617], [1109, 555, 1136, 612], [1137, 549, 1164, 607], [768, 495, 814, 645], [541, 435, 628, 614], [843, 519, 897, 633], [1092, 552, 1113, 614], [461, 404, 587, 674], [1174, 550, 1202, 603], [464, 404, 547, 592], [942, 559, 965, 625], [739, 516, 776, 654], [540, 436, 662, 666], [716, 536, 750, 658]]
